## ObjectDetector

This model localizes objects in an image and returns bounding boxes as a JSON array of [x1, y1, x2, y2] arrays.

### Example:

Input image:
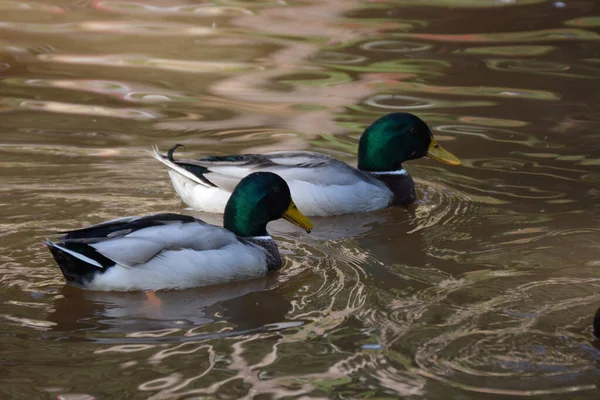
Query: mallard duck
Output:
[[45, 172, 313, 291], [152, 112, 461, 216]]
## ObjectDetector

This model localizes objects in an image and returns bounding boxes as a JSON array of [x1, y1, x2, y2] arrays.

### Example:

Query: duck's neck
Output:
[[243, 236, 282, 273], [366, 169, 416, 206]]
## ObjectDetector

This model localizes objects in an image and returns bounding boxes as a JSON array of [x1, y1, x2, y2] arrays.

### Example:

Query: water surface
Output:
[[1, 0, 600, 398]]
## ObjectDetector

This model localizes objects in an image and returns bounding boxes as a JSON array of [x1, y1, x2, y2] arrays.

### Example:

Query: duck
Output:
[[152, 112, 461, 217], [45, 172, 313, 291]]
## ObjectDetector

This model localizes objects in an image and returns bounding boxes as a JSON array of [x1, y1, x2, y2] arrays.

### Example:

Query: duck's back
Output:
[[193, 151, 394, 216]]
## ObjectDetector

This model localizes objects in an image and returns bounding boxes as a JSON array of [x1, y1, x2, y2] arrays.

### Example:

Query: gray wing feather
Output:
[[194, 151, 370, 188], [91, 222, 239, 268]]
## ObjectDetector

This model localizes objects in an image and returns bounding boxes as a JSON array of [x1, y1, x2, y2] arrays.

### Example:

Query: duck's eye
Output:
[[409, 128, 418, 135], [274, 187, 281, 193]]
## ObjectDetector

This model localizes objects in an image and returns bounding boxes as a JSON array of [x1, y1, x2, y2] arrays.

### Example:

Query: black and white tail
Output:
[[151, 144, 214, 187], [45, 240, 114, 287]]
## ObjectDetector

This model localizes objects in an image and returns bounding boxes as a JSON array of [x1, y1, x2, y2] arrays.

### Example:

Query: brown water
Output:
[[1, 0, 600, 398]]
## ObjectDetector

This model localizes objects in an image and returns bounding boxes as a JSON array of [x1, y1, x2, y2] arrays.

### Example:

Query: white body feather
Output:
[[48, 217, 271, 291], [88, 242, 268, 291], [153, 147, 394, 216], [167, 170, 231, 214]]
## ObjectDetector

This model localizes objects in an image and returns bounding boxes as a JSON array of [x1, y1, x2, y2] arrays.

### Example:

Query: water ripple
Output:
[[0, 0, 64, 13], [311, 51, 367, 64], [411, 179, 477, 233], [38, 53, 256, 74], [486, 59, 600, 79], [361, 40, 433, 53], [0, 97, 161, 120], [3, 78, 192, 103], [1, 0, 599, 398], [391, 81, 560, 100], [565, 17, 600, 28], [363, 93, 494, 110], [321, 59, 451, 77], [458, 45, 556, 56], [397, 28, 600, 43], [382, 0, 544, 7], [414, 278, 600, 395], [94, 1, 253, 17], [437, 124, 539, 145], [0, 21, 216, 36]]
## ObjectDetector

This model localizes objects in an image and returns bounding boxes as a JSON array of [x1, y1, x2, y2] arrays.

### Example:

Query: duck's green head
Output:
[[357, 113, 461, 172], [224, 172, 313, 237]]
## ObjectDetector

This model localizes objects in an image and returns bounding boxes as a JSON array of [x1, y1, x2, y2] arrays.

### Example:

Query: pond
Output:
[[1, 0, 600, 398]]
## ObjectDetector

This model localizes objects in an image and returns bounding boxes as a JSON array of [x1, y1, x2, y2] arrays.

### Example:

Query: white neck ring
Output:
[[368, 169, 407, 176], [250, 235, 272, 241]]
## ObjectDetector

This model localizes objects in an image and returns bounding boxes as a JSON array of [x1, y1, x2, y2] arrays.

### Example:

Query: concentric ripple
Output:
[[361, 40, 433, 53], [413, 278, 600, 395], [1, 0, 600, 398], [411, 178, 477, 234]]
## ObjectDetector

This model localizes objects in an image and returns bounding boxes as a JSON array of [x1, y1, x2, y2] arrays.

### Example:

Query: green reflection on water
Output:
[[395, 28, 600, 42], [389, 81, 559, 100], [279, 71, 353, 87], [565, 17, 600, 27], [319, 59, 450, 77], [485, 59, 600, 79], [380, 0, 544, 6], [456, 45, 556, 56]]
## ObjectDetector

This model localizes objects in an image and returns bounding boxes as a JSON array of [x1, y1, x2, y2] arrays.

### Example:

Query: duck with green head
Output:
[[153, 112, 461, 217], [45, 172, 313, 291]]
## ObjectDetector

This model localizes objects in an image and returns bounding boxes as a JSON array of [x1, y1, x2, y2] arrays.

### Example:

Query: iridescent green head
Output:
[[224, 172, 313, 237], [357, 113, 460, 172]]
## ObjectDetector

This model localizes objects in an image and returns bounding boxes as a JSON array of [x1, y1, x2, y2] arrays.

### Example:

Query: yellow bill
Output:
[[426, 138, 461, 166], [283, 201, 313, 233]]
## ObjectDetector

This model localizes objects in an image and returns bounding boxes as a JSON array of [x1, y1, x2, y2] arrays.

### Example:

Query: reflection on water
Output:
[[1, 0, 600, 398]]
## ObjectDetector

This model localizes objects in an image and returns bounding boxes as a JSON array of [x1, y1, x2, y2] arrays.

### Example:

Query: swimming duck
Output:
[[45, 172, 313, 291], [152, 113, 461, 217]]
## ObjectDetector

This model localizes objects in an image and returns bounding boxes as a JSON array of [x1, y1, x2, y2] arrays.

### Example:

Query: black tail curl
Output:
[[167, 144, 185, 162]]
